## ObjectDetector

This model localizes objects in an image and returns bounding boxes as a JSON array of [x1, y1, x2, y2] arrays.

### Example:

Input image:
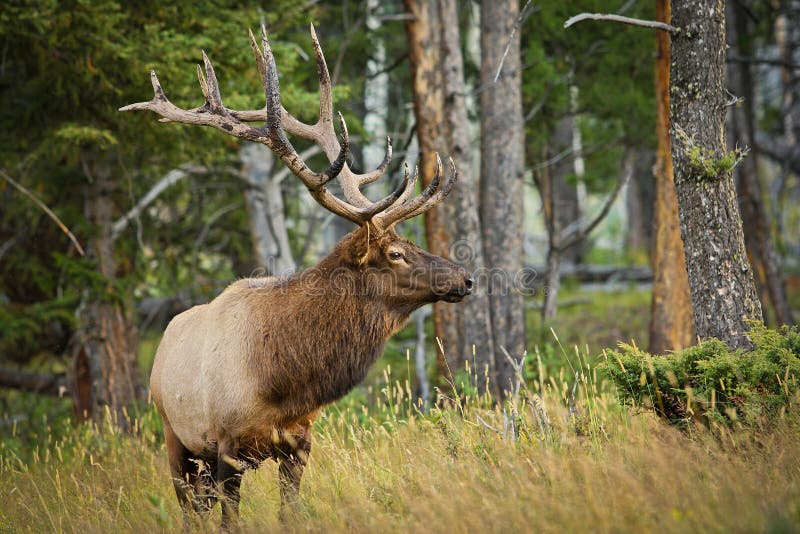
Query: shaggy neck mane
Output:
[[249, 230, 413, 420]]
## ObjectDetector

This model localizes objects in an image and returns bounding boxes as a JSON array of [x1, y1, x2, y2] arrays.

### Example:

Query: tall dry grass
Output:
[[2, 350, 799, 533]]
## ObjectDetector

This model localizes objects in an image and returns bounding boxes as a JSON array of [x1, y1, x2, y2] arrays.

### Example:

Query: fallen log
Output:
[[0, 367, 69, 397]]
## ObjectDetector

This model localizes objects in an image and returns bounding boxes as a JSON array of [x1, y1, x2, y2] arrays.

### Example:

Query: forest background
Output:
[[1, 1, 800, 531]]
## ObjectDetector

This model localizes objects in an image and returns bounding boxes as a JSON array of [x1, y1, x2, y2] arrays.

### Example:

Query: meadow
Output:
[[2, 289, 799, 532]]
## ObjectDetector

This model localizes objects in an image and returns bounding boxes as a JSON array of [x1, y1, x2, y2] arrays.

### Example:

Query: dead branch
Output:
[[556, 147, 633, 252], [494, 0, 537, 83], [0, 169, 85, 256], [111, 164, 210, 240], [476, 414, 503, 434], [564, 13, 679, 33]]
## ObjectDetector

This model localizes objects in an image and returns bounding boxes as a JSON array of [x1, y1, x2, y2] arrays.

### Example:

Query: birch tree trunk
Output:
[[480, 0, 525, 397], [650, 0, 695, 354], [670, 0, 762, 349]]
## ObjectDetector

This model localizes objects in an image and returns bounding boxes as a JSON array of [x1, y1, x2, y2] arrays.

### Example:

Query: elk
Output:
[[121, 26, 472, 527]]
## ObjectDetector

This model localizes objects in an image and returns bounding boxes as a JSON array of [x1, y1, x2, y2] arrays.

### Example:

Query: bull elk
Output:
[[121, 25, 472, 527]]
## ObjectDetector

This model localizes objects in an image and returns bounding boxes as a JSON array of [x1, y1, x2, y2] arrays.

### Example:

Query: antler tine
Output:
[[120, 38, 349, 198], [309, 24, 333, 132], [261, 34, 348, 190], [374, 154, 458, 229], [200, 51, 224, 111], [362, 162, 415, 218], [242, 25, 393, 209], [394, 163, 419, 207], [249, 28, 268, 90], [378, 156, 443, 224], [402, 156, 458, 220]]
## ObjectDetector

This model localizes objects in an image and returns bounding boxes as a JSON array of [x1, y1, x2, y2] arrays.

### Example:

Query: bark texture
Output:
[[404, 0, 460, 376], [670, 0, 762, 349], [625, 150, 654, 254], [73, 160, 141, 424], [480, 0, 525, 396], [650, 0, 695, 354], [726, 2, 794, 327], [438, 0, 496, 381]]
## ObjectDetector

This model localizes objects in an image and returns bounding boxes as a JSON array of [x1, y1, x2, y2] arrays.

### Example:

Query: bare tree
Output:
[[537, 146, 633, 321], [72, 157, 140, 424], [238, 144, 327, 276], [404, 0, 496, 390]]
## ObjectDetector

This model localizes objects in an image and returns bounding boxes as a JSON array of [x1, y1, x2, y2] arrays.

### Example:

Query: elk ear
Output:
[[344, 225, 371, 266]]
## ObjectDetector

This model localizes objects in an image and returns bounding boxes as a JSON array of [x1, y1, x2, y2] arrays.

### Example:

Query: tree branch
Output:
[[111, 164, 208, 240], [0, 168, 85, 256], [366, 53, 409, 80], [494, 0, 537, 83], [556, 147, 633, 252], [564, 13, 679, 33]]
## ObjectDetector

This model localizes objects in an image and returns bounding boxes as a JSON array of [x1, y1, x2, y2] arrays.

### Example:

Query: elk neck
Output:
[[246, 240, 414, 420]]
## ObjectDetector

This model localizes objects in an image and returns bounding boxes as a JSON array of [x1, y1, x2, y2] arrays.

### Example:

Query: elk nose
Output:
[[464, 277, 474, 292]]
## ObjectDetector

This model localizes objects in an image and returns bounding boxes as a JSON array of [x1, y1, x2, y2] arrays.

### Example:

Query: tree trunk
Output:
[[240, 144, 297, 277], [480, 0, 526, 397], [650, 0, 695, 355], [669, 0, 762, 349], [404, 0, 461, 375], [542, 247, 561, 322], [727, 1, 794, 327], [73, 159, 140, 425], [625, 150, 654, 254], [551, 115, 582, 265], [438, 0, 496, 383]]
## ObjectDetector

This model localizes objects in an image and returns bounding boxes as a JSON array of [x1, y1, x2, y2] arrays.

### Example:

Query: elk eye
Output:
[[388, 251, 404, 261]]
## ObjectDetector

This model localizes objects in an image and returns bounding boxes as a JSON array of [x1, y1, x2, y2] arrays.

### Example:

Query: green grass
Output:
[[3, 288, 800, 532], [526, 286, 652, 350], [3, 339, 800, 532]]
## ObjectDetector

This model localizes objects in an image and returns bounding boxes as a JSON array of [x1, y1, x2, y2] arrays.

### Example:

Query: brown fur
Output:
[[150, 225, 471, 525]]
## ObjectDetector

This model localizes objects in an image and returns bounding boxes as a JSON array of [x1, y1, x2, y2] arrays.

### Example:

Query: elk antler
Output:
[[120, 25, 456, 230]]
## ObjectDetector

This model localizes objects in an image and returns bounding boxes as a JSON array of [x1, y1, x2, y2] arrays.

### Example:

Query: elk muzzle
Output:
[[434, 263, 474, 303]]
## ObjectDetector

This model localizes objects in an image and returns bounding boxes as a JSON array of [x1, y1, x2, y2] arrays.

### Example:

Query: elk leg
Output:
[[165, 421, 193, 510], [190, 455, 217, 515], [216, 437, 243, 530], [277, 428, 311, 519], [164, 420, 201, 526]]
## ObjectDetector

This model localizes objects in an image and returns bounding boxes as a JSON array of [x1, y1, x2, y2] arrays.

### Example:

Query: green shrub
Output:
[[601, 323, 800, 426]]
